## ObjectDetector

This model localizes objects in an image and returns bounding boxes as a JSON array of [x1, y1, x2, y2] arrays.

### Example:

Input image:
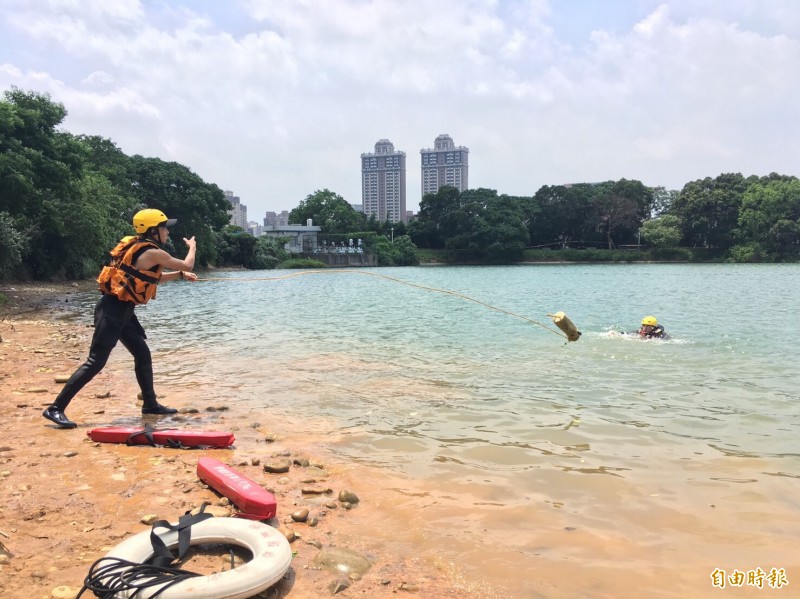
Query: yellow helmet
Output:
[[132, 209, 177, 234], [641, 315, 658, 326]]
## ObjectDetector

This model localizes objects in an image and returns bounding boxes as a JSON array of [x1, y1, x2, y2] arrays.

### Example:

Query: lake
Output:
[[66, 263, 800, 597]]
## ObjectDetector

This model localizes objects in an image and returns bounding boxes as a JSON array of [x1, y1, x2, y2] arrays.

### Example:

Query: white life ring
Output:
[[104, 517, 292, 599]]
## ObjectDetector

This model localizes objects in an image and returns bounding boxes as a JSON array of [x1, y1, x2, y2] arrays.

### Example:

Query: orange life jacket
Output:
[[97, 236, 163, 304]]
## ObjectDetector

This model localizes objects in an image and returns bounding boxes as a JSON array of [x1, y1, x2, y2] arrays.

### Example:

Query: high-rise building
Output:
[[361, 139, 406, 224], [225, 190, 247, 228], [264, 211, 290, 227], [248, 221, 262, 237], [420, 134, 469, 197]]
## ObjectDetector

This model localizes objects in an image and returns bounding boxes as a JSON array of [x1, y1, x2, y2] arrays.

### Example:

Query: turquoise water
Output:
[[69, 264, 800, 597]]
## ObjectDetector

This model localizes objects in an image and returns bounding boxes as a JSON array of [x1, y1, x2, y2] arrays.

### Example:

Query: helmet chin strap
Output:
[[141, 228, 166, 248]]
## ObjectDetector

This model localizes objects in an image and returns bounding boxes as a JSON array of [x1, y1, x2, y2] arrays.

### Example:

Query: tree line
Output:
[[286, 173, 800, 265], [0, 88, 289, 280], [408, 175, 800, 263], [2, 88, 798, 282]]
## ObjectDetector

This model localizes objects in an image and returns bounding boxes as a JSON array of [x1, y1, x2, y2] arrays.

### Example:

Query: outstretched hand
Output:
[[184, 236, 196, 249], [182, 271, 199, 282]]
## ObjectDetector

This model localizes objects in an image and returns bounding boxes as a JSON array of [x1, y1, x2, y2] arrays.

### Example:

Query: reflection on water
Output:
[[65, 264, 800, 596]]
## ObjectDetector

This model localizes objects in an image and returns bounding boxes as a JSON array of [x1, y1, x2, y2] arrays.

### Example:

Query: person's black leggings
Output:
[[53, 293, 156, 410]]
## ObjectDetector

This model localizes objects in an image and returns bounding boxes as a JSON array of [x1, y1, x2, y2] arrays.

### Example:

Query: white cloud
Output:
[[81, 70, 115, 87], [0, 63, 23, 78], [1, 0, 799, 217]]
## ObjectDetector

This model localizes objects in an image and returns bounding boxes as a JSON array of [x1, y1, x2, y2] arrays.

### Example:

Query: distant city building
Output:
[[350, 203, 363, 213], [225, 190, 247, 229], [420, 134, 469, 197], [262, 223, 321, 254], [248, 221, 262, 237], [264, 210, 290, 227], [361, 139, 407, 224]]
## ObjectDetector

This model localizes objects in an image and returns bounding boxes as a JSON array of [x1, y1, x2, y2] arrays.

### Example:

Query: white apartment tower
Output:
[[361, 139, 407, 224], [225, 190, 247, 229], [420, 134, 469, 197]]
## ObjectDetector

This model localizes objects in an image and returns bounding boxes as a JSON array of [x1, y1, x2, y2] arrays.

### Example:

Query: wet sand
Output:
[[0, 282, 495, 599]]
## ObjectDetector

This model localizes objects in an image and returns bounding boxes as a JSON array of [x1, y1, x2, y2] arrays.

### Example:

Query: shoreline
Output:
[[0, 282, 496, 598]]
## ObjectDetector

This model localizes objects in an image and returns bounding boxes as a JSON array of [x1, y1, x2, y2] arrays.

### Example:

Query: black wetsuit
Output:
[[52, 293, 157, 410], [640, 324, 669, 339]]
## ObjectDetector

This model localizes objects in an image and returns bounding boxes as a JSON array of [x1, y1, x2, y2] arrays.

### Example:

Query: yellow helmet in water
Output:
[[641, 315, 658, 326], [133, 209, 177, 234]]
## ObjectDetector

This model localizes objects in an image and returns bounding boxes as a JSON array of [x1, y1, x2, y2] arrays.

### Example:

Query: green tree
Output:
[[77, 135, 138, 192], [408, 186, 461, 248], [736, 176, 800, 260], [415, 188, 529, 263], [767, 220, 800, 258], [372, 234, 419, 266], [59, 172, 131, 278], [0, 89, 81, 220], [0, 88, 249, 279], [651, 186, 678, 217], [727, 242, 766, 263], [641, 214, 682, 248], [0, 212, 26, 275], [409, 186, 530, 262], [215, 227, 287, 269], [457, 190, 529, 262], [0, 90, 93, 278], [252, 236, 288, 269], [216, 225, 256, 267], [127, 156, 230, 266], [591, 179, 654, 249], [529, 184, 596, 248], [289, 189, 364, 234], [671, 173, 750, 249]]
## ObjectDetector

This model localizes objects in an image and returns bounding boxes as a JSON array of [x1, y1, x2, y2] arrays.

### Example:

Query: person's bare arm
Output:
[[161, 270, 199, 282], [135, 237, 197, 280]]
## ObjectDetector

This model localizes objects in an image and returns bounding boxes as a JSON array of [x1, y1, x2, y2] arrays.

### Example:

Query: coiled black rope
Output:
[[77, 556, 202, 598], [77, 505, 217, 598]]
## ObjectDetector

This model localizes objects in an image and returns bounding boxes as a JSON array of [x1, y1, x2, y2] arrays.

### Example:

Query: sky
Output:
[[2, 0, 799, 221]]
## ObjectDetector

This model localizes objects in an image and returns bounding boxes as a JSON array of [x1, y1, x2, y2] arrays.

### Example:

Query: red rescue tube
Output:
[[197, 457, 277, 520], [87, 426, 235, 448]]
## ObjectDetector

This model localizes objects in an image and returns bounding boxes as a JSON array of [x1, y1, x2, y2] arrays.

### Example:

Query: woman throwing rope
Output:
[[43, 209, 198, 429]]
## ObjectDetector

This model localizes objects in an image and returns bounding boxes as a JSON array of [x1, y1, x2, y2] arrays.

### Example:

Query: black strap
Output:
[[149, 504, 213, 568], [165, 438, 185, 450], [119, 262, 161, 284], [131, 244, 155, 263], [124, 427, 195, 450], [126, 424, 161, 446]]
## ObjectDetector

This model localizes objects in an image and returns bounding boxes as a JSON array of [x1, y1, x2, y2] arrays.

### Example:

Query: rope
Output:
[[78, 506, 216, 598], [77, 557, 201, 598], [197, 270, 567, 339]]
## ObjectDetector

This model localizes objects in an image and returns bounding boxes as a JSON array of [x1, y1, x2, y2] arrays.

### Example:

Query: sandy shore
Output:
[[0, 282, 493, 599]]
